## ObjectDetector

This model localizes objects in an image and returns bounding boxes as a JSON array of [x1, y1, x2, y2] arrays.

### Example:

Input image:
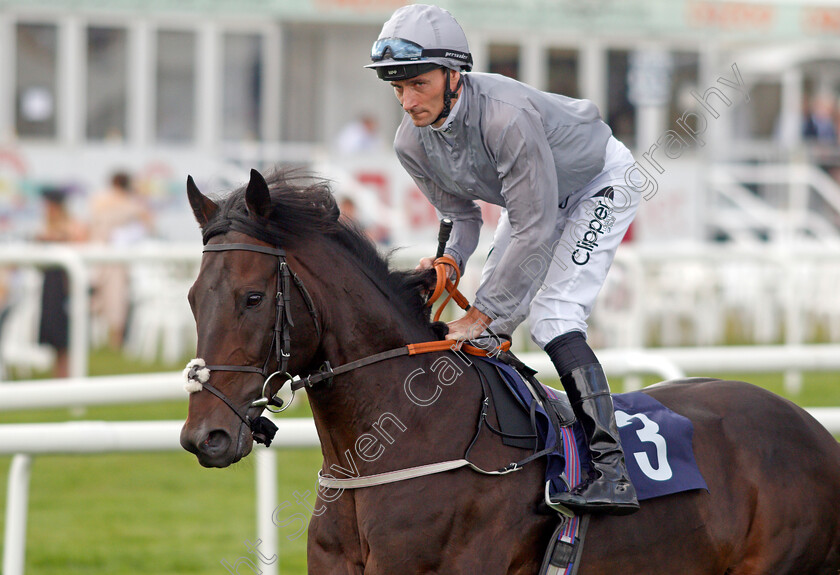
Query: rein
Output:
[[425, 254, 471, 322]]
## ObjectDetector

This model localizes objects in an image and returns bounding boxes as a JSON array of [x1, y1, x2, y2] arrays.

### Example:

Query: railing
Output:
[[0, 243, 201, 378], [708, 162, 840, 244], [1, 428, 289, 575]]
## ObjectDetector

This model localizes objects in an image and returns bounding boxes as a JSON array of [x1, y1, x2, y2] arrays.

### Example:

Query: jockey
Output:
[[367, 4, 640, 516]]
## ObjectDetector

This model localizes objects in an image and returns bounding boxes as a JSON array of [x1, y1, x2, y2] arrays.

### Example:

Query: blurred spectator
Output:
[[338, 196, 361, 225], [337, 195, 392, 244], [802, 92, 838, 145], [334, 115, 383, 156], [36, 186, 88, 378], [89, 171, 153, 349]]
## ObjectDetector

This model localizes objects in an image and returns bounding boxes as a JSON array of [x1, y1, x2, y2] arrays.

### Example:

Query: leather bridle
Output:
[[185, 242, 321, 446]]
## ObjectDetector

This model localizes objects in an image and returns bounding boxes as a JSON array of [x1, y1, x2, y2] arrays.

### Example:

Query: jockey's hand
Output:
[[446, 307, 492, 342], [416, 256, 457, 282], [415, 256, 436, 271]]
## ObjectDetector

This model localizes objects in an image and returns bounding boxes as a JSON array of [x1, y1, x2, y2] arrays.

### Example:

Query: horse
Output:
[[180, 168, 840, 574]]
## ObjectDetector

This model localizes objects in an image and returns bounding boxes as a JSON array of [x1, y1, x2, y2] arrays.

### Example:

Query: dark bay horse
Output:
[[180, 169, 840, 574]]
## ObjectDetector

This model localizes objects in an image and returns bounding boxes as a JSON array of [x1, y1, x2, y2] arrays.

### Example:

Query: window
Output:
[[488, 44, 520, 80], [667, 52, 700, 133], [86, 26, 128, 141], [222, 33, 263, 141], [547, 48, 579, 98], [155, 30, 196, 143], [281, 24, 323, 143], [740, 82, 780, 140], [15, 23, 59, 139]]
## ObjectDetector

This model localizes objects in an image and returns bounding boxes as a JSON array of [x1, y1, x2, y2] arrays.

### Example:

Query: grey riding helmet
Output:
[[366, 4, 473, 81]]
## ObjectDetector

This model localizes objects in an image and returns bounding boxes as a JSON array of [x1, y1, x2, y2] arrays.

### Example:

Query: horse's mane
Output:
[[201, 168, 447, 338]]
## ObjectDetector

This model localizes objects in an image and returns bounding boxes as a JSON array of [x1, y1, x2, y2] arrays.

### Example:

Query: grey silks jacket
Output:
[[394, 71, 613, 321]]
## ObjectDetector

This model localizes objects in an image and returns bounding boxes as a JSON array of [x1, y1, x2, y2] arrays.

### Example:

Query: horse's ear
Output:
[[245, 169, 272, 220], [186, 175, 218, 228]]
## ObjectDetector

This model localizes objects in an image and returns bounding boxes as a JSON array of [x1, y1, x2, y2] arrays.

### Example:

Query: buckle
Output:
[[297, 361, 335, 389], [499, 462, 520, 474], [314, 361, 334, 387]]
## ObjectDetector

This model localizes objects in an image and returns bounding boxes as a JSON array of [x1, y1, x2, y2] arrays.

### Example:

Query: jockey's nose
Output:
[[400, 89, 417, 112]]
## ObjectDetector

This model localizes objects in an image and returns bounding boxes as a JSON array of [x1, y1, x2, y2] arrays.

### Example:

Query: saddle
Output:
[[473, 352, 589, 575], [474, 355, 575, 447]]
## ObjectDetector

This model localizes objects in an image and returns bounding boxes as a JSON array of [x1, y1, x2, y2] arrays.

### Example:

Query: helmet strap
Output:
[[433, 69, 463, 126]]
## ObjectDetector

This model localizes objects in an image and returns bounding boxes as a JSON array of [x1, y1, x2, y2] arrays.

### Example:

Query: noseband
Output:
[[184, 242, 321, 446]]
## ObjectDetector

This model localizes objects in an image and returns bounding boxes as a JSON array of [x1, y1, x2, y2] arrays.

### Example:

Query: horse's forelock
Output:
[[200, 171, 336, 243]]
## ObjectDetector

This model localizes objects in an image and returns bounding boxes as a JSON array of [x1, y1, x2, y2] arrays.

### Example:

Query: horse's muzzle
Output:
[[180, 422, 251, 468]]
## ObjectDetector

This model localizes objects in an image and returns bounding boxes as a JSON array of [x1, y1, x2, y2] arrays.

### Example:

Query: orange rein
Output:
[[407, 339, 510, 358], [419, 255, 510, 358], [425, 255, 471, 322]]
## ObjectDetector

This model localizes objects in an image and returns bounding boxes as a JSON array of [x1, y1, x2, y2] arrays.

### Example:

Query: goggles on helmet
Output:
[[370, 37, 472, 67], [371, 37, 424, 62]]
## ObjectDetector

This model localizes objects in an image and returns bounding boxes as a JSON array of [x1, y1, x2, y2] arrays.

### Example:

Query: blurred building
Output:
[[1, 0, 840, 245]]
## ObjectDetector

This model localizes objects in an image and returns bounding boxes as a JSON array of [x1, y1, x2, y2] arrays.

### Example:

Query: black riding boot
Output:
[[551, 361, 639, 516]]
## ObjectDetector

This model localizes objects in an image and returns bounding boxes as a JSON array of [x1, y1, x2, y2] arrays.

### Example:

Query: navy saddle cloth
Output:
[[477, 356, 708, 501]]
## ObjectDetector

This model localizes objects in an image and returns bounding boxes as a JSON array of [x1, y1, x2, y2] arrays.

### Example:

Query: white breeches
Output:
[[481, 137, 641, 349]]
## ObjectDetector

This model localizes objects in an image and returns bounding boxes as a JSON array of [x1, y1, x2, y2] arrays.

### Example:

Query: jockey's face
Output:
[[391, 68, 460, 128]]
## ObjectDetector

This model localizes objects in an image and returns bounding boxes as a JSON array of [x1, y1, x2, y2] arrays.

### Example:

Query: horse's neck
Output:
[[302, 244, 437, 366], [300, 250, 476, 471], [308, 350, 483, 478]]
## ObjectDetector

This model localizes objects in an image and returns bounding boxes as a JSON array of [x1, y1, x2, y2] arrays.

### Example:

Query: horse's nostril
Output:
[[203, 429, 231, 454]]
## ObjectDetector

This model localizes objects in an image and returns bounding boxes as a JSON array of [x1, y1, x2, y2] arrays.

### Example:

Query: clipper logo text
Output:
[[572, 201, 615, 266]]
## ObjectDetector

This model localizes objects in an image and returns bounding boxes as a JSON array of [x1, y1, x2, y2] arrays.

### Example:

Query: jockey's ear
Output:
[[186, 175, 219, 228], [245, 168, 272, 220]]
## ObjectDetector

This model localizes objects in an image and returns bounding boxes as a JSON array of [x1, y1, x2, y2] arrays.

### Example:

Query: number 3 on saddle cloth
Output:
[[477, 355, 709, 575], [479, 355, 708, 501]]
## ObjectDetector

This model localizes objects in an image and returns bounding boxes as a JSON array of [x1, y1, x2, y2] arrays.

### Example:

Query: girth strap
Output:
[[318, 457, 521, 490]]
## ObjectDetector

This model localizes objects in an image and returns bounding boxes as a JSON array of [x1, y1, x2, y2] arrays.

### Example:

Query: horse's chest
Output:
[[311, 486, 528, 574]]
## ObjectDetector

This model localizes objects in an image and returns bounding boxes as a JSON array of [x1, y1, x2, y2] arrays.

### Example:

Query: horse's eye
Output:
[[246, 293, 263, 307]]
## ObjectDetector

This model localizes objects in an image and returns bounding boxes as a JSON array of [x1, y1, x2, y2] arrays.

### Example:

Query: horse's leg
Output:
[[351, 466, 554, 574], [574, 491, 733, 575], [307, 500, 366, 575]]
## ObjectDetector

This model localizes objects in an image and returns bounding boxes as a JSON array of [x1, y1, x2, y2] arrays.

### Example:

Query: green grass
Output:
[[1, 350, 838, 574], [0, 348, 320, 574], [0, 450, 322, 575]]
